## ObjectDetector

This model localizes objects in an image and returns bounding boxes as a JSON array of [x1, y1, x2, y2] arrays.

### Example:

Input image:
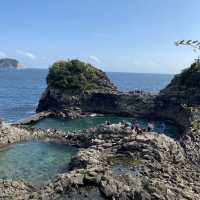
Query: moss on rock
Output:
[[108, 154, 142, 167]]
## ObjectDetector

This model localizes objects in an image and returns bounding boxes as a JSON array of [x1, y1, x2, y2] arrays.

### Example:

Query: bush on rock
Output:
[[47, 59, 116, 91]]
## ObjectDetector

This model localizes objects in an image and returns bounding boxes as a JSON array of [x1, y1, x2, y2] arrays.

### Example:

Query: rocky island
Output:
[[0, 58, 20, 69], [37, 59, 155, 119], [1, 59, 200, 199]]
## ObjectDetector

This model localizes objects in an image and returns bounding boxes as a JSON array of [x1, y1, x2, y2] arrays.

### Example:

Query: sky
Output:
[[0, 0, 200, 73]]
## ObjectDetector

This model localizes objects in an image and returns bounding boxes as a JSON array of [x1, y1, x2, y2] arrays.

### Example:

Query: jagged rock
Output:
[[0, 122, 199, 199], [3, 61, 200, 199], [154, 62, 200, 128], [36, 59, 155, 118]]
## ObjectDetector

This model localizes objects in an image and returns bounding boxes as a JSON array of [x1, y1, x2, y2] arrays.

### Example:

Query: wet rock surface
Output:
[[2, 62, 200, 199], [0, 122, 199, 199]]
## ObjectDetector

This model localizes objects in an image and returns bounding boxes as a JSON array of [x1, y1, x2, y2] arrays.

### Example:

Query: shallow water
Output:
[[0, 141, 77, 185], [32, 116, 179, 138]]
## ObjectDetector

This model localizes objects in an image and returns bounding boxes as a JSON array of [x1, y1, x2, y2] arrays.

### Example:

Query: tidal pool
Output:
[[0, 141, 77, 185], [32, 116, 180, 138]]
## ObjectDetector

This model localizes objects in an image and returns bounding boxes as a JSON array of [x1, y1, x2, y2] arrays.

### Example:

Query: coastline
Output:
[[1, 61, 200, 199]]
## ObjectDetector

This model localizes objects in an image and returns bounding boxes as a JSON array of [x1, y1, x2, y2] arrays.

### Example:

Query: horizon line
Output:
[[13, 67, 175, 75]]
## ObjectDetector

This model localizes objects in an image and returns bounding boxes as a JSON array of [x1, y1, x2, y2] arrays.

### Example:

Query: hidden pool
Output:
[[32, 116, 180, 138], [0, 141, 77, 185]]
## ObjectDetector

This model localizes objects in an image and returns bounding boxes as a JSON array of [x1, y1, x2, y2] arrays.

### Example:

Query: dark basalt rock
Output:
[[37, 59, 155, 118], [11, 60, 200, 199], [36, 60, 200, 133], [37, 88, 155, 118], [160, 62, 200, 105], [153, 62, 200, 128]]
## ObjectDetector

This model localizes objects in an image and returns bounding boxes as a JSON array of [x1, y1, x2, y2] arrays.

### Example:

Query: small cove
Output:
[[0, 141, 78, 185], [32, 116, 180, 138]]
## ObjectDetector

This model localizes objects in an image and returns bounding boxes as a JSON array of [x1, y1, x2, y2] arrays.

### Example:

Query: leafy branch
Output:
[[175, 40, 200, 51]]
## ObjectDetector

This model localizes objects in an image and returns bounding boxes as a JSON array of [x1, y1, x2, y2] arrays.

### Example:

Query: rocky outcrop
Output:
[[152, 62, 200, 164], [0, 123, 200, 199], [37, 89, 155, 118], [37, 59, 155, 119], [39, 124, 200, 200], [0, 58, 20, 69], [0, 122, 87, 147], [36, 60, 200, 129], [46, 59, 117, 92], [153, 63, 200, 127], [16, 111, 53, 125], [0, 180, 36, 200], [5, 61, 200, 199], [159, 62, 200, 106]]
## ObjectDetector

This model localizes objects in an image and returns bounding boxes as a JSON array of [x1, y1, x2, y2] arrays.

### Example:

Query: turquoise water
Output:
[[0, 141, 77, 185], [32, 116, 179, 138]]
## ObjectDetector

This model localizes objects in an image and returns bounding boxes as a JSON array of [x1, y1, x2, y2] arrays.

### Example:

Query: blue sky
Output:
[[0, 0, 200, 73]]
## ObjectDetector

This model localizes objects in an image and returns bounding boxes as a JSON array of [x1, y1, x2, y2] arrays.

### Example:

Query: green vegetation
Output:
[[175, 40, 200, 51], [108, 154, 142, 167], [179, 62, 200, 87], [0, 58, 19, 68], [175, 40, 200, 87], [47, 59, 100, 91]]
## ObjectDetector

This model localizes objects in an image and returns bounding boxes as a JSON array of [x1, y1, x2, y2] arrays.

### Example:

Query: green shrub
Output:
[[47, 59, 99, 91], [179, 62, 200, 87]]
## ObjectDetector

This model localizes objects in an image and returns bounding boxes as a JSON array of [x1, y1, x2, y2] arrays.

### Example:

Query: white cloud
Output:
[[0, 51, 7, 58], [89, 55, 101, 64], [16, 49, 36, 60]]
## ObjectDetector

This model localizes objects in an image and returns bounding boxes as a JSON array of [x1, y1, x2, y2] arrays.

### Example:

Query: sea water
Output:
[[0, 141, 77, 185], [0, 69, 176, 184], [32, 116, 179, 138], [0, 68, 173, 122]]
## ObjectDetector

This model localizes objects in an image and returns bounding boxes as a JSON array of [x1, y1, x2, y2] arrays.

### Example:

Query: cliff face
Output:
[[37, 59, 155, 118], [157, 62, 200, 106], [37, 88, 155, 118], [153, 62, 200, 128], [37, 59, 200, 128], [0, 58, 19, 68]]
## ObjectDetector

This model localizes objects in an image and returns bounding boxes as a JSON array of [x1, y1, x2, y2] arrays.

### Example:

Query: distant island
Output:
[[0, 58, 21, 69]]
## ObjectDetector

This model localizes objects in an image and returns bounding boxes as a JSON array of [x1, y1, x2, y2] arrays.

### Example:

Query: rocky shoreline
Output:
[[36, 89, 156, 121], [36, 60, 157, 121], [1, 60, 200, 199], [0, 120, 199, 199]]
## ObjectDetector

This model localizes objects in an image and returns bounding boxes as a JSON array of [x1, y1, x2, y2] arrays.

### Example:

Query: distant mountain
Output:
[[0, 58, 20, 68]]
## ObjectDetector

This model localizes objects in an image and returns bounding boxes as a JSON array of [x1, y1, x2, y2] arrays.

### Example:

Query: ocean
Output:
[[0, 68, 174, 122]]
